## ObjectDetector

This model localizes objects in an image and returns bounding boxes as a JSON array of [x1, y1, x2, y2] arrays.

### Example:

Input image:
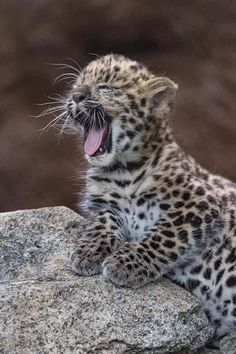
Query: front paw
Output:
[[71, 238, 105, 276], [220, 332, 236, 354], [102, 245, 157, 288]]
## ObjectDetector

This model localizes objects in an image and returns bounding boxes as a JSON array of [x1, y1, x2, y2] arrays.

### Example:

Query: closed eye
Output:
[[97, 84, 121, 91], [97, 84, 113, 91]]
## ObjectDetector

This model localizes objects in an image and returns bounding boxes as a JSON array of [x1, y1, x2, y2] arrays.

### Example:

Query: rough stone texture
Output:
[[0, 1, 236, 213], [0, 206, 215, 353]]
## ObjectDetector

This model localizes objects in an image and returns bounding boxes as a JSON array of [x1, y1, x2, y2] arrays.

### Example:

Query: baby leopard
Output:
[[62, 54, 236, 349]]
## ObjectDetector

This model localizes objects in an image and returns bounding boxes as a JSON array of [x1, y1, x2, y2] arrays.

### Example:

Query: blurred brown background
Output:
[[0, 0, 235, 213]]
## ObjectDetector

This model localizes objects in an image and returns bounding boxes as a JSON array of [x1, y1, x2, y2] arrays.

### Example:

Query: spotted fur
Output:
[[65, 54, 236, 344]]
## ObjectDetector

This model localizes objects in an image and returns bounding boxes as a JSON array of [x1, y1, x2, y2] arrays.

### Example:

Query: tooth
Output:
[[99, 148, 103, 152]]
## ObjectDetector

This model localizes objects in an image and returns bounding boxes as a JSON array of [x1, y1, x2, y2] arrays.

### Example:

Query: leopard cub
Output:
[[63, 54, 236, 347]]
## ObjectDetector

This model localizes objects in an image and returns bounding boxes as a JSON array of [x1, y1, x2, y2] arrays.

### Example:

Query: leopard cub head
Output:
[[66, 54, 177, 167]]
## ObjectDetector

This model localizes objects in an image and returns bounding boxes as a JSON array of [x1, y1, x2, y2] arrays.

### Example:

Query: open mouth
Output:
[[69, 102, 112, 157], [84, 124, 112, 157]]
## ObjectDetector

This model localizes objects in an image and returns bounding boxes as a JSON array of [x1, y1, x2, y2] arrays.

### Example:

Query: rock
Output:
[[1, 1, 236, 213], [0, 206, 214, 353]]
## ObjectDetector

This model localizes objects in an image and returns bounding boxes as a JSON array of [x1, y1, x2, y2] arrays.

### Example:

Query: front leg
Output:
[[71, 210, 124, 276], [102, 218, 207, 288]]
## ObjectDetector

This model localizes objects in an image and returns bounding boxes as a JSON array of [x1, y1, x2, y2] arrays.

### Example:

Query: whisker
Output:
[[53, 73, 78, 85], [46, 95, 66, 103], [36, 101, 64, 107], [88, 52, 101, 59], [57, 115, 71, 145], [65, 57, 83, 73], [49, 62, 81, 75], [37, 112, 66, 135], [32, 106, 65, 119]]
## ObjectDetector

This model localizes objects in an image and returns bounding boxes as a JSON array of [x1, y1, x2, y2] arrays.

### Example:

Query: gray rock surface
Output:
[[0, 206, 215, 353]]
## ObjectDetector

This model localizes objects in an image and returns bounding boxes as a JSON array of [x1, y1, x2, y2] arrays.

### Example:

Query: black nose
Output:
[[72, 92, 86, 103]]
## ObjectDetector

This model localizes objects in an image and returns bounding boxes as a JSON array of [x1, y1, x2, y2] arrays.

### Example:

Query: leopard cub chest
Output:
[[120, 193, 162, 241]]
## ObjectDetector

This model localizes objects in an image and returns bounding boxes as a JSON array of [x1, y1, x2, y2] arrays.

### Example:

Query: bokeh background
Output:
[[0, 0, 235, 213]]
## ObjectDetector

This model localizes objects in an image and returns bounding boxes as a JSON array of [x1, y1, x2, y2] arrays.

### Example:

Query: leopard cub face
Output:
[[66, 54, 177, 167]]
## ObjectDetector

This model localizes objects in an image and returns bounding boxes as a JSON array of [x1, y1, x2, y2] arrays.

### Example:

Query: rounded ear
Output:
[[146, 77, 178, 112]]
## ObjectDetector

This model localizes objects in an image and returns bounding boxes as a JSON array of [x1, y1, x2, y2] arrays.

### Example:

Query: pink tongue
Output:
[[84, 127, 107, 156]]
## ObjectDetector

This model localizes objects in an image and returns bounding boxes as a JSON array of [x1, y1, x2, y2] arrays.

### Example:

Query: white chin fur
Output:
[[86, 151, 115, 167]]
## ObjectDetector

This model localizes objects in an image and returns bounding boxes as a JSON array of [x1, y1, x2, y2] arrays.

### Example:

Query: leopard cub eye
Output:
[[97, 84, 113, 91]]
